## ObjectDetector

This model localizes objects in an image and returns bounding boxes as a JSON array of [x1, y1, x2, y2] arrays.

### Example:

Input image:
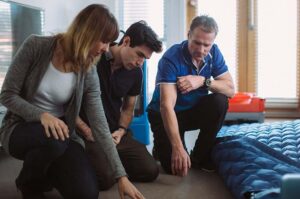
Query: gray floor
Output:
[[0, 131, 234, 199]]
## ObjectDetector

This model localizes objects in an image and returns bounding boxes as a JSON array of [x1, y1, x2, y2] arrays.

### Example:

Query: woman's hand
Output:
[[118, 176, 145, 199], [40, 112, 69, 140], [75, 117, 95, 141]]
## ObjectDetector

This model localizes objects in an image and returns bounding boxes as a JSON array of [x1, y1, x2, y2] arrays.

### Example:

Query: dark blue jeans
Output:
[[148, 93, 228, 174], [9, 121, 99, 199]]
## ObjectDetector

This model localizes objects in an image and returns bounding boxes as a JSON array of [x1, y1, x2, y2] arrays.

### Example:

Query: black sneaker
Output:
[[190, 150, 216, 172], [199, 161, 216, 172]]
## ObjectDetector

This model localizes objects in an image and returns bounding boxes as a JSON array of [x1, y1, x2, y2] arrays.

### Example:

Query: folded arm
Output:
[[208, 72, 235, 97], [176, 72, 235, 97]]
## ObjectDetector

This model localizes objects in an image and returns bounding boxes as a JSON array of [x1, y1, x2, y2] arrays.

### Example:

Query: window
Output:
[[0, 2, 12, 89], [0, 1, 44, 91], [118, 0, 166, 102], [120, 0, 164, 38], [197, 0, 300, 116], [246, 0, 300, 115], [257, 0, 297, 101]]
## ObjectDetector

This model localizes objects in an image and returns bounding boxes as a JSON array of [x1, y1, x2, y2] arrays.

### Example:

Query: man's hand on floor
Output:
[[171, 146, 191, 176]]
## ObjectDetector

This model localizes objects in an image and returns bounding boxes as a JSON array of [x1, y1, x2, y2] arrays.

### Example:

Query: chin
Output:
[[91, 55, 101, 65], [124, 65, 134, 70]]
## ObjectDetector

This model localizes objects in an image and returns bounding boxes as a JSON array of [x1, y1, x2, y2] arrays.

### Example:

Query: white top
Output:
[[32, 62, 76, 117]]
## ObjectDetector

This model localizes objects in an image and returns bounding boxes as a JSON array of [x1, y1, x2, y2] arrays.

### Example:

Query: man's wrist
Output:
[[202, 77, 211, 89], [118, 125, 127, 131], [171, 140, 184, 150], [118, 125, 127, 135]]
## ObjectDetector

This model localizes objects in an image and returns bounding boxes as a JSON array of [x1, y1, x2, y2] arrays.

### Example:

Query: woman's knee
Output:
[[45, 138, 69, 159]]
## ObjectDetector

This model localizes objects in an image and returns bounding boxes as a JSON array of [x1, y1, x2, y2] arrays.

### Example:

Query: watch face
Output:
[[206, 79, 211, 87]]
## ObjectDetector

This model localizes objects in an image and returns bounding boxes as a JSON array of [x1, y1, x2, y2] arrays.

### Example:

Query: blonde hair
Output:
[[58, 4, 119, 72]]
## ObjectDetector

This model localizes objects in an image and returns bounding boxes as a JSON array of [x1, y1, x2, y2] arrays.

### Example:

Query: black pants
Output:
[[148, 93, 228, 174], [9, 122, 99, 199], [85, 131, 159, 190]]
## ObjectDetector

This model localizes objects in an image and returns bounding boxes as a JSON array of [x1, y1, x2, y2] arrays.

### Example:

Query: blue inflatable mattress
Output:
[[213, 120, 300, 199]]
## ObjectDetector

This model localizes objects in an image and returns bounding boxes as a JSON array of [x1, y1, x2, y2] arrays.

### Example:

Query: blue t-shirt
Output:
[[147, 40, 228, 112]]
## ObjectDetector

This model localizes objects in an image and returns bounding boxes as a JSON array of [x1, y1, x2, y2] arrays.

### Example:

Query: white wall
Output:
[[11, 0, 116, 35]]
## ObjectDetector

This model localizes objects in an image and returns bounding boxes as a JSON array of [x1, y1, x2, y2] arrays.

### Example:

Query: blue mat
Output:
[[212, 120, 300, 199], [218, 120, 300, 162]]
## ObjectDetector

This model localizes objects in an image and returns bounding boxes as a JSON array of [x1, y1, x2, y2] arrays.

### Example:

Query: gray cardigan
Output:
[[0, 35, 126, 179]]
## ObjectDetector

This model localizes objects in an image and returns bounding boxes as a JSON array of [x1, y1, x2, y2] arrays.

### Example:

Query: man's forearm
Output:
[[160, 106, 183, 149], [119, 109, 133, 129], [209, 79, 235, 97]]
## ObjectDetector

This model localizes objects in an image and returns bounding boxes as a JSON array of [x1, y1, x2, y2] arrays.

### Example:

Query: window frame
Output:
[[237, 0, 300, 118]]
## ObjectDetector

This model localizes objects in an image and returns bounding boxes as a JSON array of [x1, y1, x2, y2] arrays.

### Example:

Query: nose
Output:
[[199, 45, 206, 54], [136, 58, 144, 67], [101, 43, 109, 52]]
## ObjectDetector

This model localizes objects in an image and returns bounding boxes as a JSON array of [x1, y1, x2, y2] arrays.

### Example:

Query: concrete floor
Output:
[[0, 130, 234, 199]]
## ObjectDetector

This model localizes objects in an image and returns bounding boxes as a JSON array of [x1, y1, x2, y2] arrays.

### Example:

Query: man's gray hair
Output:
[[189, 15, 218, 36]]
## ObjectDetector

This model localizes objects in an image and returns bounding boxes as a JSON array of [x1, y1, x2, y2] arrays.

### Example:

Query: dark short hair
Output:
[[190, 15, 218, 36], [119, 21, 162, 53]]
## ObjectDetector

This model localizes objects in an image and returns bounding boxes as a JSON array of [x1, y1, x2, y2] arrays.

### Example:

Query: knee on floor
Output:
[[130, 161, 159, 182]]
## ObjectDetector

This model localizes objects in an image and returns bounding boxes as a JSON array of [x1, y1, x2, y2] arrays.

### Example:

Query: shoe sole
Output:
[[200, 168, 216, 172]]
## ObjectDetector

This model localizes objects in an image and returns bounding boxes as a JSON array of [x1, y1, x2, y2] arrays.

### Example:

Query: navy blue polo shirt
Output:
[[97, 50, 142, 132], [147, 40, 228, 112]]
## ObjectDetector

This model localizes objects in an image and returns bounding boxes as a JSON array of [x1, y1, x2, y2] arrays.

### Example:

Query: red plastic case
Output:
[[228, 92, 265, 113]]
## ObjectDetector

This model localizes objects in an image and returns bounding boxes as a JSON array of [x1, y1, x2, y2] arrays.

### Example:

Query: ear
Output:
[[187, 31, 191, 39], [123, 36, 131, 46]]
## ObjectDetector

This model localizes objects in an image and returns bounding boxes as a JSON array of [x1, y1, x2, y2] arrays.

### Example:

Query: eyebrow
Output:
[[192, 39, 211, 47], [137, 51, 149, 59]]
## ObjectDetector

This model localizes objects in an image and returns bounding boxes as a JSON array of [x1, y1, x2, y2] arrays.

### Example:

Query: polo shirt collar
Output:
[[181, 40, 195, 67]]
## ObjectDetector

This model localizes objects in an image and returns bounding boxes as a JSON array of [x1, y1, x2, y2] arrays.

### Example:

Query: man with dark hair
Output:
[[147, 15, 235, 176], [77, 20, 162, 190]]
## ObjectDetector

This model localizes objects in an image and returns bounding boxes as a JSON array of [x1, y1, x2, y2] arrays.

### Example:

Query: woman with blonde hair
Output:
[[0, 4, 144, 199]]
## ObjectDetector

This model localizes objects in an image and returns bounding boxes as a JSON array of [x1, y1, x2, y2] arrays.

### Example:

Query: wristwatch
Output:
[[203, 78, 211, 89], [118, 125, 128, 131]]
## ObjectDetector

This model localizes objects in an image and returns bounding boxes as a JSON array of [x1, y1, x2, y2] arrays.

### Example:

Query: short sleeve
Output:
[[211, 45, 228, 78], [155, 58, 178, 84]]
